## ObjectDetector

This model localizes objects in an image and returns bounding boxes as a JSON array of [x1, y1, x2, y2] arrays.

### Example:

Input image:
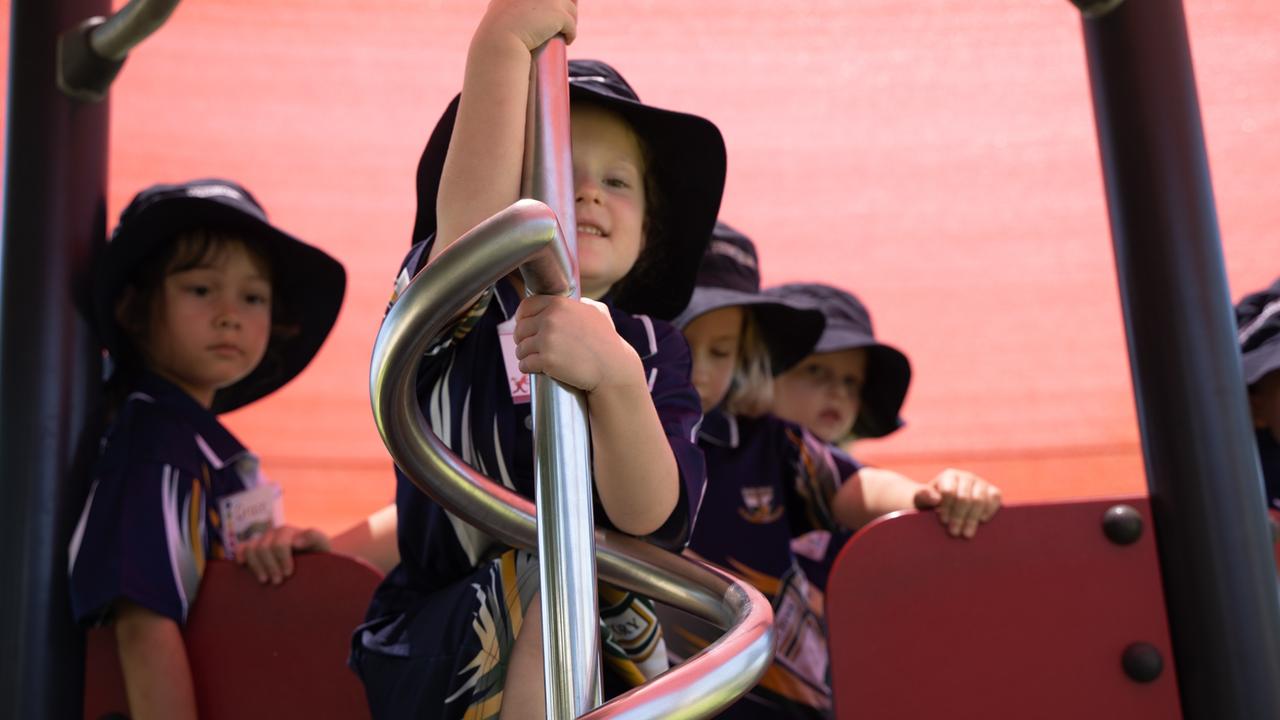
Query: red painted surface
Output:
[[826, 496, 1182, 719], [83, 553, 381, 720], [2, 2, 1277, 536]]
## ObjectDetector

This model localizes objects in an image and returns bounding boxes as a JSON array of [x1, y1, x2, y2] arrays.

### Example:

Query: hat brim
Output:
[[1244, 336, 1280, 387], [94, 197, 345, 413], [813, 329, 911, 439], [413, 81, 726, 321], [675, 287, 826, 375]]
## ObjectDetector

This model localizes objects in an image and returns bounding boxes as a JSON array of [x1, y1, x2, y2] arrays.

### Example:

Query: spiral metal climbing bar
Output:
[[369, 200, 773, 719]]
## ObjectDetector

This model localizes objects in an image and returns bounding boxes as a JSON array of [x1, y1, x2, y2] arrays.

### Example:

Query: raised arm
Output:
[[432, 0, 578, 261]]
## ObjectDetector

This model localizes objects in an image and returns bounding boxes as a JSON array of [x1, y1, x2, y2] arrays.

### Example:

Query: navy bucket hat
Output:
[[674, 221, 824, 374], [411, 59, 727, 322], [763, 283, 911, 439], [1236, 277, 1280, 387], [94, 179, 346, 414]]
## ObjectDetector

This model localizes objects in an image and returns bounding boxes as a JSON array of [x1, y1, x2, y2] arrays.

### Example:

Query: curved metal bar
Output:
[[89, 0, 183, 61], [371, 199, 774, 719]]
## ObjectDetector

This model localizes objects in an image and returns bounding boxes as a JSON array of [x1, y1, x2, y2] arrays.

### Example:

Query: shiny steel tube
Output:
[[370, 199, 774, 719], [520, 37, 601, 717], [88, 0, 182, 61]]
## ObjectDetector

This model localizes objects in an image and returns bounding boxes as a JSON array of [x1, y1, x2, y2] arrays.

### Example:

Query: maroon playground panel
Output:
[[827, 496, 1183, 719], [84, 553, 381, 720]]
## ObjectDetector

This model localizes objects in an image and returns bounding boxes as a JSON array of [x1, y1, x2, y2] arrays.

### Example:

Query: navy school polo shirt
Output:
[[363, 239, 707, 642], [69, 373, 264, 626], [679, 409, 859, 718], [689, 409, 858, 602]]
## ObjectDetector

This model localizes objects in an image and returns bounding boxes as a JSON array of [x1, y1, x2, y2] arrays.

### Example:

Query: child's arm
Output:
[[432, 0, 578, 262], [114, 599, 197, 720], [235, 525, 331, 584], [834, 466, 1002, 539], [514, 296, 679, 536], [330, 503, 400, 573]]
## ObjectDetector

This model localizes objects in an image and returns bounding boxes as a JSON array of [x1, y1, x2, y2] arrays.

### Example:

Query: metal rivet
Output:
[[1122, 642, 1164, 683], [1102, 504, 1143, 545]]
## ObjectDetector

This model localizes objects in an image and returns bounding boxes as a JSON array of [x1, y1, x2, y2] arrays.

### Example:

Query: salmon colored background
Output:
[[3, 1, 1277, 535]]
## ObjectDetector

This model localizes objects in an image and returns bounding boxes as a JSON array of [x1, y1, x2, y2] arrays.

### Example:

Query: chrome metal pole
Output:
[[521, 38, 601, 717], [369, 200, 774, 718]]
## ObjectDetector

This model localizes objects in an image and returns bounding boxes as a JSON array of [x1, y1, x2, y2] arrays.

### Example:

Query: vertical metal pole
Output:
[[0, 0, 110, 717], [1075, 0, 1280, 715], [522, 39, 601, 717]]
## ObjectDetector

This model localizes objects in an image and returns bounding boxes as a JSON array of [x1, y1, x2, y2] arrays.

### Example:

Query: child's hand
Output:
[[476, 0, 578, 52], [912, 469, 1002, 539], [513, 295, 644, 393], [235, 525, 331, 585]]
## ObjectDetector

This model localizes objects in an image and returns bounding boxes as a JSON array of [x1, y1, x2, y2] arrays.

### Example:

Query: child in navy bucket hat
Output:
[[667, 224, 1001, 719], [68, 179, 346, 717], [765, 283, 1002, 592], [1235, 277, 1280, 510], [351, 1, 724, 717]]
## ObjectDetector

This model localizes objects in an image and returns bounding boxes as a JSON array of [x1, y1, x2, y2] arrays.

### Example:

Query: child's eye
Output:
[[710, 348, 732, 359], [244, 292, 270, 306], [184, 284, 211, 297], [604, 176, 632, 190]]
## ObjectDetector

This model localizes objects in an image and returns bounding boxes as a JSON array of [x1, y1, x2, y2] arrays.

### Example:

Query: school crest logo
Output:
[[738, 486, 784, 524]]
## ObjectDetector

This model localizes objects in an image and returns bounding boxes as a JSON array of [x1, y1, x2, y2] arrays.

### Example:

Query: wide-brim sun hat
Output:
[[1237, 277, 1280, 387], [411, 58, 727, 322], [674, 221, 824, 374], [94, 179, 346, 414], [763, 282, 911, 439]]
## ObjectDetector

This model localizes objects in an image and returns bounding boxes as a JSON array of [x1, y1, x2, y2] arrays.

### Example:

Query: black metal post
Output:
[[0, 0, 110, 716], [1075, 0, 1280, 715]]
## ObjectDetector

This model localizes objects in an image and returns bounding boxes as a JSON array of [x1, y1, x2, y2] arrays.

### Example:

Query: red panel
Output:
[[826, 496, 1181, 719], [84, 553, 381, 720]]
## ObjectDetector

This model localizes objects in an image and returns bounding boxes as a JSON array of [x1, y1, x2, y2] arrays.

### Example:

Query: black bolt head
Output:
[[1122, 642, 1164, 683], [1102, 504, 1143, 545]]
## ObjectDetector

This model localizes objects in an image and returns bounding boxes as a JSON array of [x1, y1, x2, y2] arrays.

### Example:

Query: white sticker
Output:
[[497, 318, 531, 404], [217, 483, 283, 559]]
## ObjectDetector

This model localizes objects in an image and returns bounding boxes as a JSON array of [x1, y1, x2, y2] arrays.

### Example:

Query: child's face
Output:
[[683, 306, 744, 414], [145, 240, 272, 407], [1251, 370, 1280, 442], [772, 348, 869, 444], [571, 104, 647, 300]]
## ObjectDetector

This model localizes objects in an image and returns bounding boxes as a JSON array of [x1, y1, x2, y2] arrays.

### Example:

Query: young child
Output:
[[672, 223, 1001, 719], [68, 179, 347, 718], [1235, 277, 1280, 509], [350, 2, 725, 717]]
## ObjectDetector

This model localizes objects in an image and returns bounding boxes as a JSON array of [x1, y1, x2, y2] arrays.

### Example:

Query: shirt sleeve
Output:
[[630, 317, 707, 551], [68, 454, 209, 627], [782, 422, 861, 537]]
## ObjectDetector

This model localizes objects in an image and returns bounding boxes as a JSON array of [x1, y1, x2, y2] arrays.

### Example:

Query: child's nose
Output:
[[575, 178, 602, 204]]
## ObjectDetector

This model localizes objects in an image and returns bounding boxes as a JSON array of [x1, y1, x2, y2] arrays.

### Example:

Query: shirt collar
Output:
[[132, 372, 250, 470], [697, 408, 740, 449]]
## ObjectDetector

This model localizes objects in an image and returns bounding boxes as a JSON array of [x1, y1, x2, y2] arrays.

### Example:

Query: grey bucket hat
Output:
[[763, 283, 911, 439]]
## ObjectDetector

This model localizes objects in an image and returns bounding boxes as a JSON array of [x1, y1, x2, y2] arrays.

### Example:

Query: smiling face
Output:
[[571, 104, 648, 300], [772, 348, 869, 443], [140, 235, 273, 407], [682, 306, 744, 413]]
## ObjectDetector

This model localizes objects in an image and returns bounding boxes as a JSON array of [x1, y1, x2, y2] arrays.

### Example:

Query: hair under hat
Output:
[[94, 179, 346, 413]]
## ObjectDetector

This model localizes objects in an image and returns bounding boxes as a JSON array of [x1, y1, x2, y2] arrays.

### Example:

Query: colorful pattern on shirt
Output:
[[68, 373, 263, 625]]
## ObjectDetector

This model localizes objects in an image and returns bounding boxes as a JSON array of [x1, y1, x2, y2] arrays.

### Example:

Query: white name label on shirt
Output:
[[497, 318, 531, 404], [217, 482, 284, 559]]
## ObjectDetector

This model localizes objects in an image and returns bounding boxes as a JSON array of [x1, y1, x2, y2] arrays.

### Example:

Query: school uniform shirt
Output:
[[353, 239, 706, 718], [1258, 429, 1280, 512], [68, 373, 269, 626], [668, 409, 859, 720]]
